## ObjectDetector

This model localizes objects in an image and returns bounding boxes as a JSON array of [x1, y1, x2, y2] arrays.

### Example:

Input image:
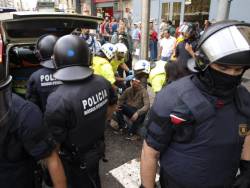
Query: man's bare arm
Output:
[[140, 140, 160, 188], [45, 150, 67, 188]]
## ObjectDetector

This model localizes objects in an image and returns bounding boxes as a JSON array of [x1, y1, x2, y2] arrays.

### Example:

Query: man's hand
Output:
[[116, 105, 122, 111], [130, 112, 139, 122]]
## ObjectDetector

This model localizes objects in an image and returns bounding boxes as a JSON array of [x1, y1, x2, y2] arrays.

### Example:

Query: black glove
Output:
[[233, 160, 250, 188]]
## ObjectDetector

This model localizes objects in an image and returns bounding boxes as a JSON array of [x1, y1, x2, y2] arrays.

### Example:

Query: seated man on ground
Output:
[[111, 60, 150, 140]]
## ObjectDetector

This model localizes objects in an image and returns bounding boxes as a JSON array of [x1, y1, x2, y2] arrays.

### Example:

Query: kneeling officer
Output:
[[44, 35, 117, 188]]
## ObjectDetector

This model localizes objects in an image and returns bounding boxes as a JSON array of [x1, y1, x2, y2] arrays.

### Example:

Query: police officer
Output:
[[44, 35, 117, 188], [140, 20, 250, 188], [112, 43, 133, 93], [26, 34, 62, 112], [148, 60, 167, 93], [111, 43, 131, 75], [92, 43, 117, 88], [175, 22, 198, 67], [0, 51, 66, 187]]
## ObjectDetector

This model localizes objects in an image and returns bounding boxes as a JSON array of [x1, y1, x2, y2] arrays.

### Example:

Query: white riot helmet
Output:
[[115, 43, 128, 53], [115, 43, 128, 59], [101, 43, 117, 60], [133, 60, 151, 74]]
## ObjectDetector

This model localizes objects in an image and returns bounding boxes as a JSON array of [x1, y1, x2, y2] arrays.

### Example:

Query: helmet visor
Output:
[[0, 78, 12, 124], [201, 25, 250, 65]]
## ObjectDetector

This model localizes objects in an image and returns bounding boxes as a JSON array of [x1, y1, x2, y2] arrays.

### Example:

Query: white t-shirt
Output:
[[160, 36, 176, 58]]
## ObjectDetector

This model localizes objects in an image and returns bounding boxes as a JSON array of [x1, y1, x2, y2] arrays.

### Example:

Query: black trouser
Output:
[[116, 104, 145, 134], [160, 169, 184, 188], [62, 159, 101, 188]]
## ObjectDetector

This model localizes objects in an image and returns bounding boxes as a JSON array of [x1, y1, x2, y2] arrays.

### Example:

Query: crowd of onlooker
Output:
[[95, 16, 212, 63]]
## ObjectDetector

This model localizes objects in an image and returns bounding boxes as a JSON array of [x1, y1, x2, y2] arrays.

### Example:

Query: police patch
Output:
[[239, 124, 249, 137]]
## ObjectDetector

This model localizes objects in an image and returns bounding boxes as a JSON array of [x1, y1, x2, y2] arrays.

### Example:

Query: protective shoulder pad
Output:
[[173, 76, 215, 124], [235, 85, 250, 118]]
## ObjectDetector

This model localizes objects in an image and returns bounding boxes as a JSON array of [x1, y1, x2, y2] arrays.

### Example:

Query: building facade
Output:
[[209, 0, 250, 23], [93, 0, 132, 19], [0, 0, 14, 8], [55, 0, 76, 13], [133, 0, 249, 31], [133, 0, 210, 30], [53, 0, 132, 18]]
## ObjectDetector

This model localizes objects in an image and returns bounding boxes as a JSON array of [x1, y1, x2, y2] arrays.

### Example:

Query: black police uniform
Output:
[[44, 74, 117, 188], [26, 67, 62, 112], [0, 93, 56, 188], [145, 75, 250, 188], [26, 34, 60, 112]]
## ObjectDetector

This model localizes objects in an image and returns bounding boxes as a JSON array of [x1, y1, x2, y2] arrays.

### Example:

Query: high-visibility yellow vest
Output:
[[110, 58, 125, 73], [92, 56, 116, 84], [176, 35, 184, 44], [148, 60, 167, 93]]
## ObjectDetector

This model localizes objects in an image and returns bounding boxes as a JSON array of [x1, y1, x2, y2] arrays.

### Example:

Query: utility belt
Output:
[[59, 140, 106, 172]]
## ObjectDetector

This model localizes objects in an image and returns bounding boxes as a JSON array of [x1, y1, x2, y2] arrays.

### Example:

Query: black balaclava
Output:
[[198, 66, 243, 98]]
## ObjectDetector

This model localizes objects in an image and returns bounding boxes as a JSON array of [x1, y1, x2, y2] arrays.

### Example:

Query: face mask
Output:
[[200, 67, 242, 97], [209, 67, 242, 89]]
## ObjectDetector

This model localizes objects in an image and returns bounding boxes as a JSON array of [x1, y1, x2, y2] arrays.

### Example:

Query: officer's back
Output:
[[46, 75, 113, 148], [44, 35, 117, 188], [26, 34, 62, 112]]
